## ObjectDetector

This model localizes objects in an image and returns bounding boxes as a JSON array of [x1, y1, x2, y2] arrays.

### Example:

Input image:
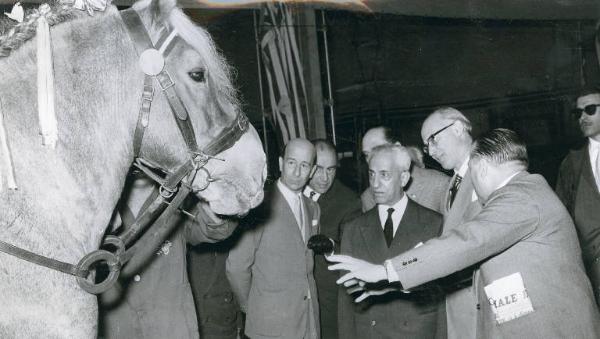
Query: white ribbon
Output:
[[71, 0, 109, 16], [36, 5, 58, 149]]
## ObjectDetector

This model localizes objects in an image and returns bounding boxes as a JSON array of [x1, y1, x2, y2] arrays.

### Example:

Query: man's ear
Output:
[[278, 157, 283, 172], [450, 120, 464, 136], [400, 171, 411, 188], [475, 159, 488, 179]]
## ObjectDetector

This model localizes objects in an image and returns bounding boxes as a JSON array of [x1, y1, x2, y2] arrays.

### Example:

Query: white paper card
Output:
[[484, 272, 534, 324]]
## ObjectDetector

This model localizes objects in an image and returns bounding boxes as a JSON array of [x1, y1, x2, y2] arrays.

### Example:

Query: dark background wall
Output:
[[192, 9, 599, 191], [3, 4, 598, 191]]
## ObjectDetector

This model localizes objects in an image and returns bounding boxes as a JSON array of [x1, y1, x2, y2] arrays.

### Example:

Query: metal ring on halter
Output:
[[101, 235, 126, 258], [192, 152, 210, 168], [193, 167, 215, 192], [159, 185, 177, 198], [75, 250, 121, 295]]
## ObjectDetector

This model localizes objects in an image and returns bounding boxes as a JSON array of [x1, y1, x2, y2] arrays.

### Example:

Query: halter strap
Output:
[[121, 8, 199, 156]]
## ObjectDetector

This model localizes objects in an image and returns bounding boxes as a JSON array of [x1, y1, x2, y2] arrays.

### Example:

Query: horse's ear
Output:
[[148, 0, 177, 25]]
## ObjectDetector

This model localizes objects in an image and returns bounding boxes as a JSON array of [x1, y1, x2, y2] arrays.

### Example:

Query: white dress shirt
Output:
[[588, 138, 600, 191], [377, 194, 408, 237], [303, 186, 321, 202], [277, 180, 305, 237]]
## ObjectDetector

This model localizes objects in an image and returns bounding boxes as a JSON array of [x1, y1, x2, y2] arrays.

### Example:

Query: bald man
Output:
[[227, 138, 322, 339], [361, 127, 450, 213]]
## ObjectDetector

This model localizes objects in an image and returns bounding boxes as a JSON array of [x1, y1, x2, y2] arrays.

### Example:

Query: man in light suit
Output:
[[304, 139, 361, 339], [360, 126, 449, 214], [556, 88, 600, 307], [421, 107, 482, 339], [330, 129, 600, 338], [226, 138, 321, 339], [338, 144, 443, 339]]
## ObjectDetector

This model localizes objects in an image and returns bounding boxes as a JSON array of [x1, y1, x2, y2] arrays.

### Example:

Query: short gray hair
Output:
[[471, 128, 528, 168], [369, 143, 412, 171]]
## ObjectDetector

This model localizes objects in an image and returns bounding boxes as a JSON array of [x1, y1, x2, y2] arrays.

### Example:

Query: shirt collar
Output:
[[377, 194, 408, 216], [277, 179, 301, 205], [455, 156, 470, 177], [589, 138, 600, 151], [303, 186, 321, 201], [495, 171, 522, 191]]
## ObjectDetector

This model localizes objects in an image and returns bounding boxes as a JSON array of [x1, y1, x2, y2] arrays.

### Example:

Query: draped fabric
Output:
[[259, 2, 310, 144]]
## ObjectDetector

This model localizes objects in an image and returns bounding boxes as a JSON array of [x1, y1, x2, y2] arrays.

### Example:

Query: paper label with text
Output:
[[484, 272, 534, 324]]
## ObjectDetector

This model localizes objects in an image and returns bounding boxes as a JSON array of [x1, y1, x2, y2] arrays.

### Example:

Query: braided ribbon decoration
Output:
[[36, 4, 57, 148]]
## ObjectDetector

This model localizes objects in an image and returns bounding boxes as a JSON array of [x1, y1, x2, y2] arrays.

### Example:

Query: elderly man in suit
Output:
[[361, 126, 449, 213], [329, 129, 600, 338], [226, 138, 321, 339], [303, 139, 361, 339], [556, 88, 600, 307], [420, 107, 483, 339], [338, 144, 443, 339]]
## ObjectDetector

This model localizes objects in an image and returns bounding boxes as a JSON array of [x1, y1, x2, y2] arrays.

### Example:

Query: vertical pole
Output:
[[254, 9, 269, 163], [321, 10, 336, 145]]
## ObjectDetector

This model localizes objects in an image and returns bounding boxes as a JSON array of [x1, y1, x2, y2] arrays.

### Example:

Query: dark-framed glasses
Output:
[[423, 121, 455, 155], [572, 104, 600, 118]]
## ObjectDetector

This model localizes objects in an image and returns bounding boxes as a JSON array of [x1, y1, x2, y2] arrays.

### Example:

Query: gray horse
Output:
[[0, 0, 266, 337]]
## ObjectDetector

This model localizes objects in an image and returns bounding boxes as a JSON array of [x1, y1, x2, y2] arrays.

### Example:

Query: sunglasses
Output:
[[423, 121, 455, 155], [572, 104, 600, 117]]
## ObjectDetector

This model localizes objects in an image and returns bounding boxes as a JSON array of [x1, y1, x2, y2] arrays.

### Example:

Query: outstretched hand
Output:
[[326, 254, 388, 285], [347, 283, 402, 303]]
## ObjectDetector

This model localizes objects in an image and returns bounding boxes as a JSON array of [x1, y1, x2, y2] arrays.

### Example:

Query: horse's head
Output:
[[129, 0, 266, 216]]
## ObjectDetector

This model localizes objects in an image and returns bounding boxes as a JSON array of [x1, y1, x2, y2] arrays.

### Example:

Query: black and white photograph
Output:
[[0, 0, 599, 338]]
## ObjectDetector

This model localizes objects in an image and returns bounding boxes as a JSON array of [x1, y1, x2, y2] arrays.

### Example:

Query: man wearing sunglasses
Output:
[[419, 107, 483, 339], [556, 88, 600, 308]]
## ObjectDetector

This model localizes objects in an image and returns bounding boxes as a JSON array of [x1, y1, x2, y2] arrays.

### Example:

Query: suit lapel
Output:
[[274, 188, 306, 246], [444, 169, 478, 232], [581, 144, 600, 195], [359, 209, 389, 263], [389, 199, 419, 253]]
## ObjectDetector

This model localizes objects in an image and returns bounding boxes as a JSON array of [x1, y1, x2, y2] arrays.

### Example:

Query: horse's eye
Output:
[[188, 70, 206, 83]]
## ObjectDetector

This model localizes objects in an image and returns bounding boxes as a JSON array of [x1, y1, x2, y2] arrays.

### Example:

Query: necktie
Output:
[[383, 208, 394, 247], [309, 191, 316, 201], [296, 195, 306, 242], [448, 174, 462, 209]]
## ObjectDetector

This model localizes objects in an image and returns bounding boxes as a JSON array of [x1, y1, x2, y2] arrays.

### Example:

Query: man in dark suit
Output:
[[360, 126, 450, 214], [303, 139, 361, 339], [226, 138, 321, 339], [338, 143, 443, 339], [556, 88, 600, 307], [330, 129, 600, 338]]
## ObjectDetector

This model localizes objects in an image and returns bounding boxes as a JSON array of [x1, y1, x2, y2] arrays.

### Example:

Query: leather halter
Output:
[[0, 8, 251, 295]]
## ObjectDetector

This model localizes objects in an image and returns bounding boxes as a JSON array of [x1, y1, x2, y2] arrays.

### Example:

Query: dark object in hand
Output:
[[307, 234, 334, 255]]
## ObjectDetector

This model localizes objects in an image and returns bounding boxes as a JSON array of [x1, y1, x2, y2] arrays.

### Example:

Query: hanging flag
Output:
[[259, 1, 310, 145]]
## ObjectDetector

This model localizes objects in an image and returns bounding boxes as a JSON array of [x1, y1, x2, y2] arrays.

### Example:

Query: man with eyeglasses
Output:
[[361, 126, 450, 214], [556, 88, 600, 308], [419, 107, 482, 339]]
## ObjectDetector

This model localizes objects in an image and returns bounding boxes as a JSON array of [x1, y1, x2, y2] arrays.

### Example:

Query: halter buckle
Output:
[[157, 70, 175, 91]]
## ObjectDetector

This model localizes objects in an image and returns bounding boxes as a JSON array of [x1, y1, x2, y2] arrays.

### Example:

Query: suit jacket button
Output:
[[371, 320, 376, 326], [304, 296, 308, 300]]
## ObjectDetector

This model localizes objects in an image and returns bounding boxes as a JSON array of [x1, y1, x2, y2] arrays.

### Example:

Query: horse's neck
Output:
[[0, 7, 142, 257]]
